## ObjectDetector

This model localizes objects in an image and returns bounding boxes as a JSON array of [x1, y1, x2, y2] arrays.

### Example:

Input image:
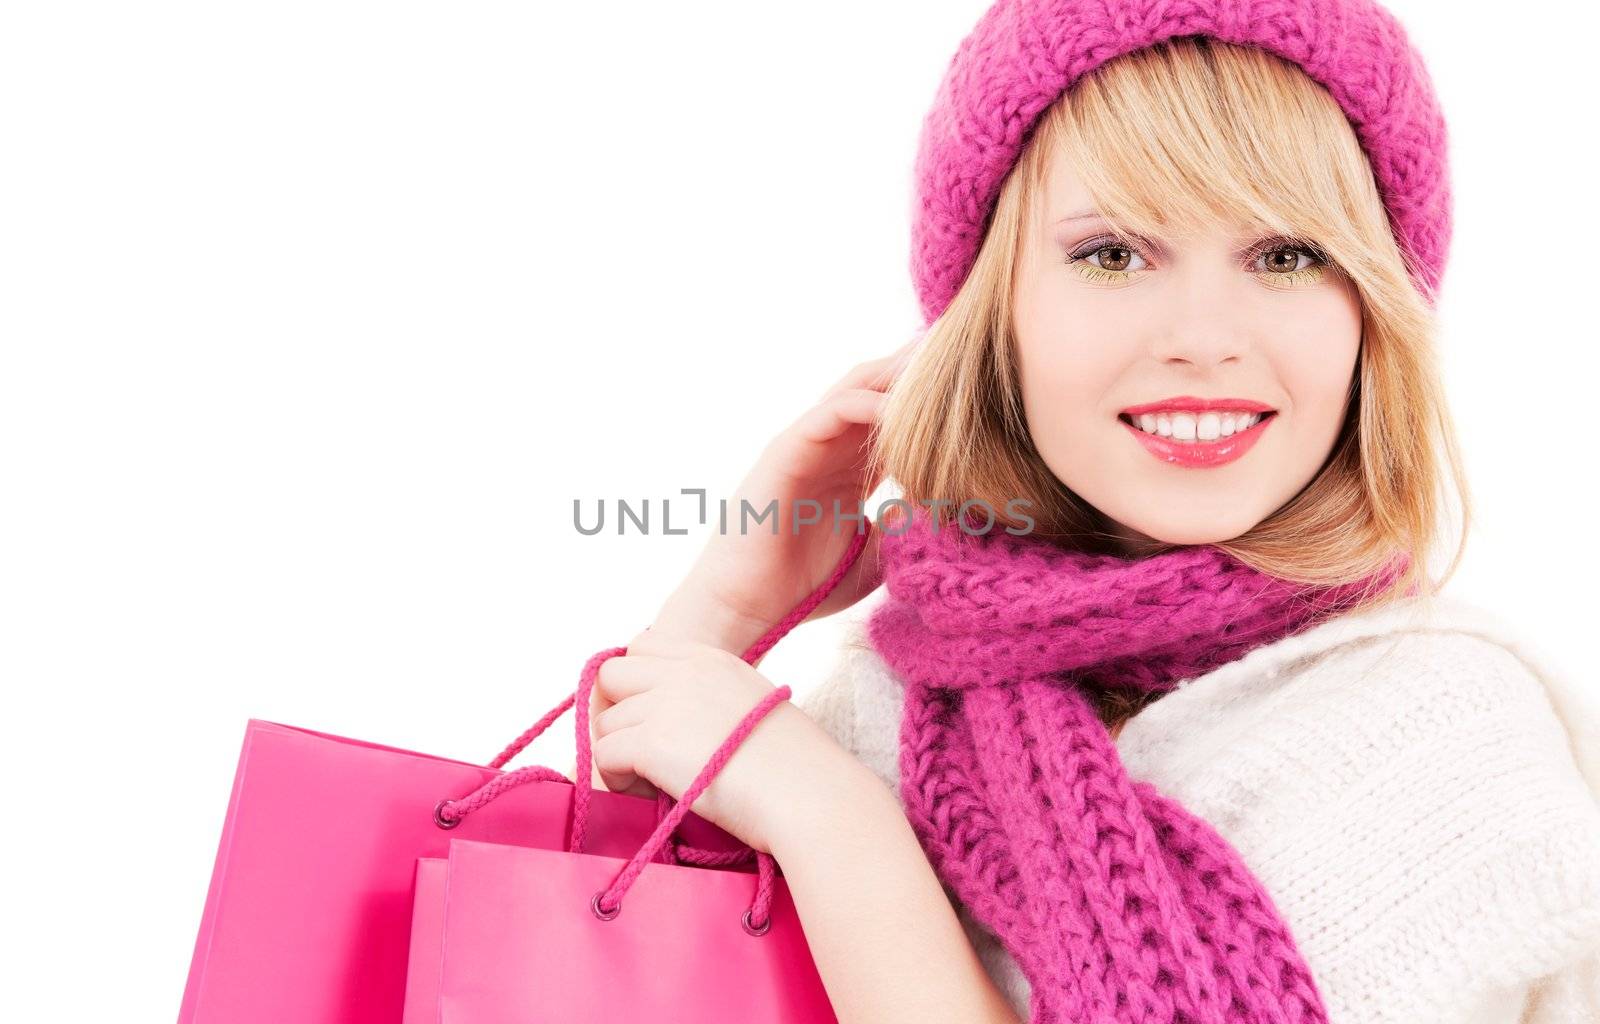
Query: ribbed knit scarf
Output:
[[865, 508, 1408, 1024]]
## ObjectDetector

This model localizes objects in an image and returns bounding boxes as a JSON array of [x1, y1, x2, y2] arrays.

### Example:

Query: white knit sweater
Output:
[[793, 592, 1600, 1023]]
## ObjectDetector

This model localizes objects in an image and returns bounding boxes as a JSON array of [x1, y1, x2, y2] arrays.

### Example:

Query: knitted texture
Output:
[[865, 507, 1407, 1024], [910, 0, 1452, 325], [801, 595, 1600, 1021]]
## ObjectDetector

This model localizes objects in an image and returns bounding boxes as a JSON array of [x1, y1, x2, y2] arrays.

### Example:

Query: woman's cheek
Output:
[[1260, 318, 1362, 484], [1018, 359, 1077, 458]]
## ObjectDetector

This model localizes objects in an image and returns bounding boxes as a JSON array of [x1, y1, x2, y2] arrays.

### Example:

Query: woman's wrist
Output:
[[758, 719, 890, 862], [647, 585, 772, 660], [757, 731, 1022, 1023]]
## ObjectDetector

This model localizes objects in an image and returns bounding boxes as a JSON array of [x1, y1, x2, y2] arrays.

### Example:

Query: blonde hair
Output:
[[868, 37, 1471, 727]]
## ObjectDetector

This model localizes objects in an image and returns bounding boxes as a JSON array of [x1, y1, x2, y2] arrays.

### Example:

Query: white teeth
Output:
[[1125, 410, 1265, 442]]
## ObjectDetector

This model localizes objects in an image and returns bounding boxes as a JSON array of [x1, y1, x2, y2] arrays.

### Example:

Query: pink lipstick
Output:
[[1118, 396, 1277, 468]]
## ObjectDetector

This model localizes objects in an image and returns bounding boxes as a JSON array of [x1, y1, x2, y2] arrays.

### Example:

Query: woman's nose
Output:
[[1155, 333, 1244, 369], [1149, 274, 1248, 369]]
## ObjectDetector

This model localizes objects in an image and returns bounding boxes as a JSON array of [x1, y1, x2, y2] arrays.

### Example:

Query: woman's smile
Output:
[[1116, 405, 1279, 467]]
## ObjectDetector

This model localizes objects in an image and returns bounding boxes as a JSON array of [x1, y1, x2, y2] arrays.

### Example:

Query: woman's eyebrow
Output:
[[1055, 210, 1103, 225]]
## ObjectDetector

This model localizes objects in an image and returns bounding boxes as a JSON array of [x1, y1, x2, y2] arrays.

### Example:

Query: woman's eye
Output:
[[1252, 242, 1327, 289], [1257, 245, 1315, 273], [1065, 239, 1150, 283], [1084, 243, 1146, 273]]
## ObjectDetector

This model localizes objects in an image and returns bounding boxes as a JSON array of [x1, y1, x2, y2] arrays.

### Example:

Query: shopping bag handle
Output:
[[433, 520, 873, 934]]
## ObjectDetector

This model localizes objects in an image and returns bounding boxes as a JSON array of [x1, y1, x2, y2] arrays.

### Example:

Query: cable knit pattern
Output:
[[910, 0, 1452, 324], [861, 509, 1408, 1024], [799, 592, 1600, 1023]]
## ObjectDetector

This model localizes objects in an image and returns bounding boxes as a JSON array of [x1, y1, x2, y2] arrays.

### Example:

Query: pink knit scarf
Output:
[[865, 507, 1407, 1024]]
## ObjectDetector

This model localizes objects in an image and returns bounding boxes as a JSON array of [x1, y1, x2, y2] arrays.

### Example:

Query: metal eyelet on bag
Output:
[[591, 891, 621, 922], [433, 799, 461, 830], [741, 909, 771, 937]]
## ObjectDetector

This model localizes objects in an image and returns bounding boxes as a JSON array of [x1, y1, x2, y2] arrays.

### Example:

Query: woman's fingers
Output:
[[591, 724, 655, 797], [588, 668, 662, 798], [597, 640, 729, 702], [791, 387, 887, 446], [596, 653, 671, 702], [819, 338, 920, 401], [592, 688, 652, 737]]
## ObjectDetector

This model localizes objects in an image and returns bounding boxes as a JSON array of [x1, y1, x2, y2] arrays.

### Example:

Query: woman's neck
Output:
[[1099, 514, 1172, 559]]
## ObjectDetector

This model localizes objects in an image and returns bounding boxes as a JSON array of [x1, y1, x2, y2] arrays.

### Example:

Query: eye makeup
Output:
[[1241, 237, 1328, 289], [1061, 234, 1332, 289]]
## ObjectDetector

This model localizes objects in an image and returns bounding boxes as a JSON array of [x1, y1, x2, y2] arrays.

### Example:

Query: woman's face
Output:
[[1011, 150, 1363, 552]]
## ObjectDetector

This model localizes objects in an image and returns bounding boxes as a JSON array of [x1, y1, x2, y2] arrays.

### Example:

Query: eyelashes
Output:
[[1063, 235, 1331, 290]]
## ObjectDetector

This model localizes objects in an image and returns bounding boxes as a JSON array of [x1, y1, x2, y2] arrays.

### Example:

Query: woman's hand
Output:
[[647, 333, 923, 658], [586, 331, 924, 800], [589, 626, 843, 856]]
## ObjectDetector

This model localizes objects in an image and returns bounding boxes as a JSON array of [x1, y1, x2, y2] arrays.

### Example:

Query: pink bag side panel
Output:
[[179, 719, 752, 1024], [401, 858, 448, 1024], [435, 838, 837, 1024]]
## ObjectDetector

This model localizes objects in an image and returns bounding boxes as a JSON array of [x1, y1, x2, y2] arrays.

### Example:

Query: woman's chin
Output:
[[1100, 508, 1265, 551]]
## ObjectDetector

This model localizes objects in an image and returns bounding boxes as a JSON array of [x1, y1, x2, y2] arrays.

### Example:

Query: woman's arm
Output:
[[766, 742, 1024, 1024], [581, 620, 1021, 1020]]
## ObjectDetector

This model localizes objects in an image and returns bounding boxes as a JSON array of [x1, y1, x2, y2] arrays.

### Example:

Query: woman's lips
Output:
[[1121, 397, 1274, 416], [1119, 411, 1276, 467]]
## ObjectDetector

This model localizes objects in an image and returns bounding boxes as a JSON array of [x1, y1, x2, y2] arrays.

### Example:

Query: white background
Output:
[[2, 0, 1596, 1015]]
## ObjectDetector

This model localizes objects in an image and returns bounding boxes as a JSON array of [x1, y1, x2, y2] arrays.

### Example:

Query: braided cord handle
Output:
[[434, 520, 873, 929]]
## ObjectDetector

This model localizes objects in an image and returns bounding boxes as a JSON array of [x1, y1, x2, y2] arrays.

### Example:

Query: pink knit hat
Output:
[[910, 0, 1452, 325]]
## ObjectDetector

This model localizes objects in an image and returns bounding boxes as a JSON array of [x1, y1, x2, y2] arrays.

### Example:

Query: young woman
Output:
[[583, 2, 1600, 1021]]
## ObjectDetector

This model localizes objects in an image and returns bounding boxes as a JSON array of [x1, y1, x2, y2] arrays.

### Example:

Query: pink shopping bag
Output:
[[400, 640, 840, 1022], [182, 526, 871, 1024], [403, 857, 450, 1024], [179, 711, 757, 1023], [417, 838, 834, 1023]]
